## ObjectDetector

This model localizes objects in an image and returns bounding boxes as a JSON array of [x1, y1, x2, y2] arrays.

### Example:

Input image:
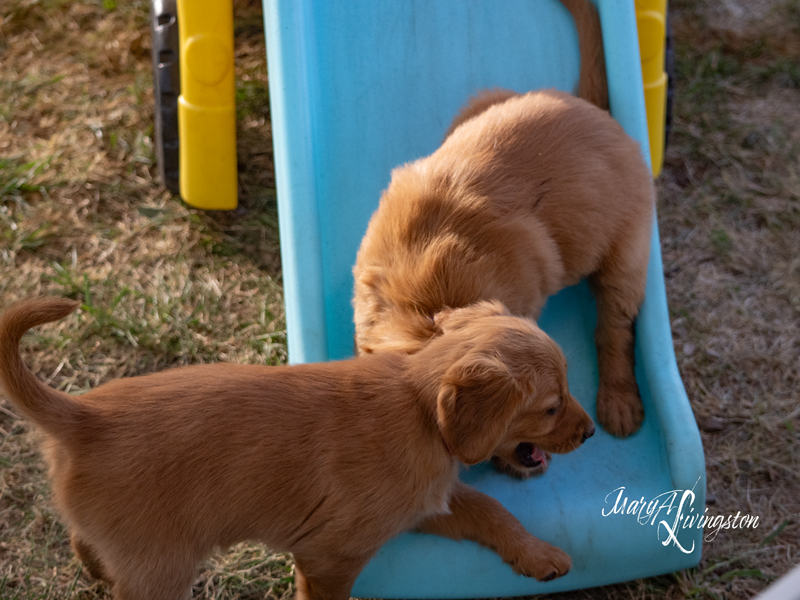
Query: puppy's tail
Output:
[[0, 297, 85, 437], [446, 0, 608, 140], [560, 0, 608, 110]]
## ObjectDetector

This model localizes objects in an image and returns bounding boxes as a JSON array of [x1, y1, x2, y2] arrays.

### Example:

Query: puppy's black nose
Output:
[[581, 424, 595, 443]]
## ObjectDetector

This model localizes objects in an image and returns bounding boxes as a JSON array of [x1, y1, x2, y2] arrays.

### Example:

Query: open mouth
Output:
[[515, 442, 548, 469]]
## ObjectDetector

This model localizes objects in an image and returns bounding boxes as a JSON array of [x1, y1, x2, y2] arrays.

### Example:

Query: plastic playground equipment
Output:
[[149, 0, 669, 204], [262, 0, 704, 596], [150, 0, 238, 209], [148, 0, 701, 595], [636, 0, 671, 177]]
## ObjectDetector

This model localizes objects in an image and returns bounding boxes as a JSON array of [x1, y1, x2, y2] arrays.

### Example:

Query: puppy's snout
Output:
[[581, 424, 595, 444]]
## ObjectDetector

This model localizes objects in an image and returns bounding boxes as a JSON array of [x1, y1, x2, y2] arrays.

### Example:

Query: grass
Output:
[[1, 0, 288, 597], [643, 2, 800, 597], [1, 0, 799, 598]]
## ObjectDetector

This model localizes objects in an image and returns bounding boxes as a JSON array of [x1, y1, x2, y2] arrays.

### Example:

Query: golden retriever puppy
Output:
[[352, 3, 653, 478], [0, 297, 594, 600]]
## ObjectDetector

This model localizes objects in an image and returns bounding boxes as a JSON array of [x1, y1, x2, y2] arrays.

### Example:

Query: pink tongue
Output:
[[531, 446, 548, 467]]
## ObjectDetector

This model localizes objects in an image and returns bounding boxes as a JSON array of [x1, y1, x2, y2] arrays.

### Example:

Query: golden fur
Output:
[[0, 297, 594, 600], [352, 0, 653, 477]]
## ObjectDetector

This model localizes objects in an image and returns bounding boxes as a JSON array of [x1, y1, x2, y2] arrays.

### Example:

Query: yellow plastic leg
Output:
[[644, 72, 667, 178], [177, 0, 238, 210], [636, 0, 668, 178]]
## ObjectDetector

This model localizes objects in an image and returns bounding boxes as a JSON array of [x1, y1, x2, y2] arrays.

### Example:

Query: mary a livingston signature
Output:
[[602, 478, 759, 554]]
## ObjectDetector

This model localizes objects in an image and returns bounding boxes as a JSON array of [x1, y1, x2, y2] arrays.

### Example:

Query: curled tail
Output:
[[0, 297, 84, 437], [560, 0, 608, 110]]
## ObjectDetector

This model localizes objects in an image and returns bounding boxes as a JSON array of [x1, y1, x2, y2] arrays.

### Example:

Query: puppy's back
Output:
[[354, 90, 653, 354], [54, 356, 449, 557], [439, 90, 652, 281]]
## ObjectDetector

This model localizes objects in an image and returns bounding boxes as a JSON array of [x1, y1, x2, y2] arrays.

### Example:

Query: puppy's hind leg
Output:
[[71, 532, 112, 584], [104, 553, 197, 600], [293, 554, 369, 600], [590, 235, 650, 437]]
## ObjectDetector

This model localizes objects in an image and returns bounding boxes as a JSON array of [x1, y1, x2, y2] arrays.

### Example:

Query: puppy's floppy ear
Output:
[[437, 352, 523, 465], [433, 300, 510, 334]]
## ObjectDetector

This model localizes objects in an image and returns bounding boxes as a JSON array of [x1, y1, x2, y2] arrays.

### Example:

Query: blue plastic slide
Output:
[[262, 0, 705, 595]]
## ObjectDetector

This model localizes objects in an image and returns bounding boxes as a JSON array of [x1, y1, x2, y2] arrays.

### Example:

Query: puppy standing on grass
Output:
[[0, 297, 594, 600], [352, 0, 653, 478]]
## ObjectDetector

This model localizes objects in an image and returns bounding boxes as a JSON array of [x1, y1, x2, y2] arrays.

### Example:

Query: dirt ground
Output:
[[0, 0, 798, 599]]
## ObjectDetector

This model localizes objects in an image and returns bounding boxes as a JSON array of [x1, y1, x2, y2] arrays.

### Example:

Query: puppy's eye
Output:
[[547, 406, 558, 416]]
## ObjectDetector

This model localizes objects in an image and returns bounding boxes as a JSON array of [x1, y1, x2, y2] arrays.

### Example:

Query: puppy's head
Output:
[[429, 301, 594, 467]]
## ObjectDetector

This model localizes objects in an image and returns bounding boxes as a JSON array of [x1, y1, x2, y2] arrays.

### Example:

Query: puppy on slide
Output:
[[0, 297, 594, 600], [353, 0, 653, 478]]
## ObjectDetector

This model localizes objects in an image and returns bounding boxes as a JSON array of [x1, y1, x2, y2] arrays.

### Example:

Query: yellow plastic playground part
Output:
[[177, 0, 238, 209], [636, 0, 668, 178]]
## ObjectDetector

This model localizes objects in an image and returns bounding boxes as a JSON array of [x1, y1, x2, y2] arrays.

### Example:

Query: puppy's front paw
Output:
[[509, 541, 571, 582], [491, 453, 549, 479], [596, 379, 643, 437]]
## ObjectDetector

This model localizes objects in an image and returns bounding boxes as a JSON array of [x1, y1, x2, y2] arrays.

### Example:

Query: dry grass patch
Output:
[[648, 0, 800, 597], [1, 0, 290, 598]]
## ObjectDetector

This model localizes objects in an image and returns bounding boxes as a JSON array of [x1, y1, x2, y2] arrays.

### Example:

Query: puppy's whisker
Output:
[[567, 444, 604, 468], [563, 342, 594, 361]]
